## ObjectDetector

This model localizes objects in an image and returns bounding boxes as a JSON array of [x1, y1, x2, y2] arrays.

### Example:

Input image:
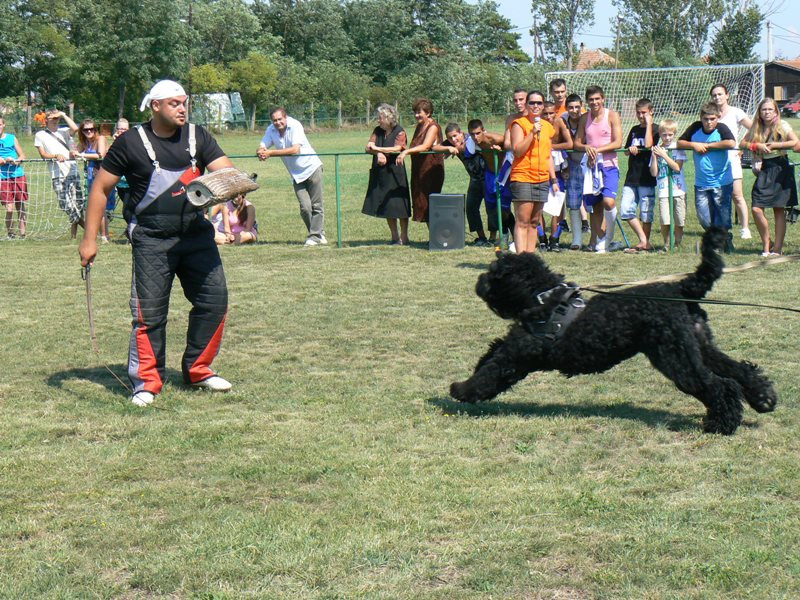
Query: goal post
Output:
[[545, 63, 765, 138]]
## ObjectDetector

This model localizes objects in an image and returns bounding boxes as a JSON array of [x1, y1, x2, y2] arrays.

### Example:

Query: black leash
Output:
[[581, 286, 800, 314]]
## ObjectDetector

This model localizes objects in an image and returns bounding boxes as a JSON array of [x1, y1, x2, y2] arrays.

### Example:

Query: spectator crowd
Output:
[[8, 77, 800, 259]]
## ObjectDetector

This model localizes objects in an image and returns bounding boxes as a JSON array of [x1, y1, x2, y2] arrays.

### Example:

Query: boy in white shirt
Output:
[[649, 119, 687, 248]]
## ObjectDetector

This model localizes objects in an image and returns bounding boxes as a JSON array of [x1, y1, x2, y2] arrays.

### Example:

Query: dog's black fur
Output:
[[450, 228, 777, 434]]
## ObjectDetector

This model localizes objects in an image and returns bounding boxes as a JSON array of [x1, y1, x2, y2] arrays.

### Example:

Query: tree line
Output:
[[0, 0, 764, 126]]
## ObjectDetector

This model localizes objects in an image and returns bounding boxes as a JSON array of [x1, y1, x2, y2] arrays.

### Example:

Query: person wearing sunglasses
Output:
[[77, 119, 110, 241], [508, 90, 559, 253]]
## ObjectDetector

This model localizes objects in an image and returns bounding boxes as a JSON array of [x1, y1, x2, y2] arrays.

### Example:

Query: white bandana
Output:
[[139, 80, 187, 112]]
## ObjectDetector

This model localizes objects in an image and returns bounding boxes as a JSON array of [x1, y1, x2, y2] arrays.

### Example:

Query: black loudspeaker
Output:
[[428, 193, 465, 250]]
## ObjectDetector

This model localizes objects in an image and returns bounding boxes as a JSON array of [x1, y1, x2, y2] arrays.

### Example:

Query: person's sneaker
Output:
[[131, 390, 155, 407], [538, 234, 548, 248], [559, 219, 569, 232], [508, 241, 516, 253], [608, 241, 625, 252], [471, 238, 489, 247], [192, 375, 232, 392], [595, 239, 607, 254], [318, 235, 328, 245], [740, 228, 752, 240], [303, 237, 319, 246], [581, 220, 590, 233], [549, 237, 561, 252]]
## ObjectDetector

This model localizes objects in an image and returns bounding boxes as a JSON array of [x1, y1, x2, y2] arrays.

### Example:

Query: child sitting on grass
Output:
[[212, 184, 258, 245], [649, 119, 687, 249]]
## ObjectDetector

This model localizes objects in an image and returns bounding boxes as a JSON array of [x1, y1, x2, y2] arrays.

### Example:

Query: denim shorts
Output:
[[619, 185, 655, 222], [566, 167, 584, 210]]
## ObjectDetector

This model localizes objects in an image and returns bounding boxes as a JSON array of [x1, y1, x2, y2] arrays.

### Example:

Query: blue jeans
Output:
[[694, 184, 732, 230]]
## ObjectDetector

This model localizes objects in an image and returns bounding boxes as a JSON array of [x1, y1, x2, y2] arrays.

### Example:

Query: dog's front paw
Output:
[[748, 387, 777, 413], [450, 381, 476, 403]]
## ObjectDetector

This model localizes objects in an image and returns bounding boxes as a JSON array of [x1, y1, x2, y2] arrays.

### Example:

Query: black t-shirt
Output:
[[442, 139, 485, 180], [624, 124, 658, 186], [103, 122, 225, 205]]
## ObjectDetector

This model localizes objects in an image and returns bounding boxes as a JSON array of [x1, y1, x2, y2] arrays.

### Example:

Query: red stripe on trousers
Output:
[[135, 299, 162, 394], [187, 312, 226, 383]]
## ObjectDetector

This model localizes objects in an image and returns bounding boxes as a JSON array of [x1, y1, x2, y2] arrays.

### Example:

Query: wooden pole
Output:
[[338, 100, 342, 128], [310, 101, 315, 129], [366, 99, 371, 127]]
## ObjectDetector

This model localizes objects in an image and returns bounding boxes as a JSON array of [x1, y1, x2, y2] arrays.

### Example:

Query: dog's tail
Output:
[[680, 227, 727, 299]]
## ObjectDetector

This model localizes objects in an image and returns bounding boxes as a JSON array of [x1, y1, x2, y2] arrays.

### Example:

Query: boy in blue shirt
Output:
[[677, 102, 736, 251]]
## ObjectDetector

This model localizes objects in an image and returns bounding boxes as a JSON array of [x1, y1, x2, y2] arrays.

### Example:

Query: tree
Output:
[[192, 0, 262, 65], [533, 0, 595, 69], [611, 0, 729, 65], [188, 63, 230, 94], [253, 0, 353, 64], [465, 0, 529, 65], [228, 51, 278, 127], [709, 6, 763, 64]]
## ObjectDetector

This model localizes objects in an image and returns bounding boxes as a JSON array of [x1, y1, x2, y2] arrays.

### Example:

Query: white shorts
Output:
[[729, 152, 743, 180]]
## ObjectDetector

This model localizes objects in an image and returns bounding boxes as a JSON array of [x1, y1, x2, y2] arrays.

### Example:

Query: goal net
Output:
[[1, 159, 124, 241], [545, 63, 765, 139]]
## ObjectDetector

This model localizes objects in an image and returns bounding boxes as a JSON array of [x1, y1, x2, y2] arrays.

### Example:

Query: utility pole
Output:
[[614, 13, 622, 67], [767, 20, 773, 62]]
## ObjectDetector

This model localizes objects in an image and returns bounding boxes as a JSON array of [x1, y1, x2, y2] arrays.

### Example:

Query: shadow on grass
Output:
[[456, 261, 491, 271], [428, 396, 699, 432], [46, 364, 180, 396]]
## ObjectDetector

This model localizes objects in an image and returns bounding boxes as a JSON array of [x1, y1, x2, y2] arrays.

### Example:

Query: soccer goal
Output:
[[545, 63, 765, 138], [1, 159, 124, 241]]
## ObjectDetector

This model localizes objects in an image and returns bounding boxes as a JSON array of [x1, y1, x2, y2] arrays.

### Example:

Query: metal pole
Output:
[[494, 152, 504, 251], [668, 167, 675, 249], [338, 100, 342, 129], [335, 154, 342, 248], [767, 21, 773, 62], [310, 101, 315, 129]]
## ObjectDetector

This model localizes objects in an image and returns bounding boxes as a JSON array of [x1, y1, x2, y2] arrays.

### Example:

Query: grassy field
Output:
[[1, 129, 800, 598]]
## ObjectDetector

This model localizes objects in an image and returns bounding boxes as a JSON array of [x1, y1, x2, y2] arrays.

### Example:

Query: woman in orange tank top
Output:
[[509, 90, 558, 253]]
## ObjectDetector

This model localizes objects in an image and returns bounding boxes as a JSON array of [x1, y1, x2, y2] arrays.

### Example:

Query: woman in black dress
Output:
[[363, 103, 412, 245], [740, 98, 798, 256]]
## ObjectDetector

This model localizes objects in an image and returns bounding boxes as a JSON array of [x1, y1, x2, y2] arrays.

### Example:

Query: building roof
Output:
[[768, 60, 800, 72], [574, 45, 617, 71]]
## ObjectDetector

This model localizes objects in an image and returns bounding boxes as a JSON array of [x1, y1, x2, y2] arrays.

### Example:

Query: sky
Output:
[[481, 0, 800, 63]]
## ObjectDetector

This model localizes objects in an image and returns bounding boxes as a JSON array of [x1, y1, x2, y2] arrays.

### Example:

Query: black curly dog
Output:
[[450, 228, 777, 435]]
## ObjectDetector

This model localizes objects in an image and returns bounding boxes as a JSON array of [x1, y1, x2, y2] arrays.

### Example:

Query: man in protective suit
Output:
[[79, 80, 234, 407]]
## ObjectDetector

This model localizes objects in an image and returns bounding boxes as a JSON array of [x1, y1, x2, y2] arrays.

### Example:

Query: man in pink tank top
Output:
[[574, 85, 623, 253]]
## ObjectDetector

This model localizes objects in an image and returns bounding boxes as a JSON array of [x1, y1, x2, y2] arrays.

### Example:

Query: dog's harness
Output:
[[528, 283, 586, 340]]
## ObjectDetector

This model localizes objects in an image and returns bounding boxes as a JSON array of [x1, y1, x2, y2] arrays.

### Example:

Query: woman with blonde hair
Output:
[[740, 97, 798, 256]]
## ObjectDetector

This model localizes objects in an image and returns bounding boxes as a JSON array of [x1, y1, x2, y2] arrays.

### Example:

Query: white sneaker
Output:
[[192, 375, 232, 392], [303, 237, 319, 246], [508, 241, 516, 253], [740, 228, 752, 240], [318, 235, 328, 245], [131, 390, 155, 407], [595, 239, 607, 254]]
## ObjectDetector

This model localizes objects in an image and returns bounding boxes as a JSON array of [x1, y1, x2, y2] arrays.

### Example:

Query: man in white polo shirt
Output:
[[257, 108, 326, 245]]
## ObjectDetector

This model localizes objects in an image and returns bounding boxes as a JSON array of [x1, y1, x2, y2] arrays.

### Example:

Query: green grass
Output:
[[1, 130, 800, 598]]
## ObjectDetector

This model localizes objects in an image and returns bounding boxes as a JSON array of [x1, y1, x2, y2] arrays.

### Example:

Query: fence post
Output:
[[310, 101, 315, 129], [366, 100, 371, 127], [69, 102, 74, 121], [464, 99, 468, 122], [251, 104, 256, 131], [338, 100, 342, 128], [494, 152, 504, 250], [217, 105, 222, 130], [335, 153, 343, 248]]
